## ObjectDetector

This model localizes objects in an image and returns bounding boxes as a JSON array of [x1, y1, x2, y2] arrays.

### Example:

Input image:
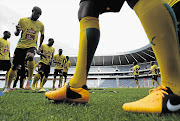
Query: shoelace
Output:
[[148, 86, 169, 97]]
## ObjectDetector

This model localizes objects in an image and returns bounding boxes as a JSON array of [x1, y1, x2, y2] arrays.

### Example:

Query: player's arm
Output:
[[38, 34, 44, 50], [49, 52, 54, 65], [38, 24, 45, 50], [14, 19, 23, 36], [36, 46, 46, 58]]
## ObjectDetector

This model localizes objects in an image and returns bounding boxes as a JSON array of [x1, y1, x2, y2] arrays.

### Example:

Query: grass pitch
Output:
[[0, 88, 180, 121]]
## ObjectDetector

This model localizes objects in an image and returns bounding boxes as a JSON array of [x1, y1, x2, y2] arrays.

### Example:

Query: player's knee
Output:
[[26, 57, 34, 61]]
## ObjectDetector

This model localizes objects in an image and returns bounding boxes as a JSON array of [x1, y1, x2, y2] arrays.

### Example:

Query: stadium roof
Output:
[[68, 44, 156, 66], [33, 44, 156, 66]]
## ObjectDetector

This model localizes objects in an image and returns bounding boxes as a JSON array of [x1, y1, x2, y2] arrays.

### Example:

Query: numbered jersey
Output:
[[150, 65, 158, 75], [39, 44, 55, 65], [163, 0, 180, 6], [63, 60, 71, 72], [0, 38, 10, 60], [54, 54, 66, 69], [16, 17, 44, 48], [133, 65, 140, 76]]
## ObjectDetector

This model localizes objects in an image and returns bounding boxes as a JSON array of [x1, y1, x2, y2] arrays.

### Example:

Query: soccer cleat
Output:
[[122, 85, 180, 113], [45, 85, 89, 104], [25, 80, 32, 90], [39, 88, 49, 92], [31, 85, 35, 91], [3, 88, 10, 93]]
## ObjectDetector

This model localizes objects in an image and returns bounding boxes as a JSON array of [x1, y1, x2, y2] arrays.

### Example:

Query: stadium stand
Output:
[[0, 44, 161, 88]]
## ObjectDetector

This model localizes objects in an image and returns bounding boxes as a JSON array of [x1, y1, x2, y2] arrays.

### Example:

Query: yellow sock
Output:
[[53, 78, 56, 88], [156, 80, 160, 86], [42, 77, 47, 88], [134, 0, 180, 95], [5, 71, 9, 84], [35, 81, 38, 88], [7, 68, 16, 88], [40, 81, 42, 88], [69, 16, 100, 88], [152, 79, 155, 86], [27, 60, 35, 81], [32, 73, 41, 86], [135, 80, 139, 86], [59, 76, 63, 87]]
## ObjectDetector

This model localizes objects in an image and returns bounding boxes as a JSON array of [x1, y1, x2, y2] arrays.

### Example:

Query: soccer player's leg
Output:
[[63, 72, 67, 85], [58, 70, 63, 88], [152, 76, 155, 87], [52, 69, 58, 90], [31, 73, 41, 90], [45, 1, 100, 103], [39, 66, 50, 92], [25, 48, 36, 89], [134, 75, 140, 88], [123, 0, 180, 113]]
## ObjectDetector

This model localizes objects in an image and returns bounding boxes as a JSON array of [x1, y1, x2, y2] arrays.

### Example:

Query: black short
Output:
[[0, 60, 11, 71], [54, 69, 63, 77], [152, 75, 158, 81], [13, 47, 36, 66], [80, 0, 139, 13], [134, 75, 138, 80], [38, 62, 50, 78], [63, 72, 67, 77]]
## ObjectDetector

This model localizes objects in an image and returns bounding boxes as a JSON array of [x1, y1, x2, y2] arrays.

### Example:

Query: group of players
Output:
[[132, 61, 160, 88], [1, 0, 180, 114], [0, 6, 71, 93]]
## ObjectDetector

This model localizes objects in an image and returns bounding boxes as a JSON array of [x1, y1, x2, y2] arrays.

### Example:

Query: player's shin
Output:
[[69, 16, 100, 88]]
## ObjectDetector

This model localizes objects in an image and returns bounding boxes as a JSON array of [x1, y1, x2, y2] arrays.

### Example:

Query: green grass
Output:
[[0, 88, 180, 121]]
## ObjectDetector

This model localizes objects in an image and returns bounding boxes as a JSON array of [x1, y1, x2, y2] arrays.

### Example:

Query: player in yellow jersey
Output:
[[63, 56, 71, 85], [147, 62, 160, 87], [0, 31, 11, 92], [52, 49, 66, 90], [31, 38, 55, 92], [4, 6, 44, 92], [132, 62, 140, 88], [46, 0, 180, 113]]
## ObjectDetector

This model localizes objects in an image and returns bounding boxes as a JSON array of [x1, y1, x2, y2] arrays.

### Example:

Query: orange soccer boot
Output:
[[122, 85, 180, 113], [45, 85, 89, 104]]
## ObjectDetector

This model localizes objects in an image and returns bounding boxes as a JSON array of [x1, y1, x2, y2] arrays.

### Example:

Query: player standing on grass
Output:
[[147, 61, 160, 87], [132, 62, 140, 88], [46, 0, 180, 114], [63, 56, 71, 86], [0, 31, 11, 91], [52, 49, 66, 90], [31, 38, 55, 92], [3, 6, 44, 92]]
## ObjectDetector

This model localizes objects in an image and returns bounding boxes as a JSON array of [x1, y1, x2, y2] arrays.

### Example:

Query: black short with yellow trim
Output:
[[80, 0, 139, 14]]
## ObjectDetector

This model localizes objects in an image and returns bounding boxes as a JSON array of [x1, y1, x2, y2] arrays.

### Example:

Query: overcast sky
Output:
[[0, 0, 149, 56]]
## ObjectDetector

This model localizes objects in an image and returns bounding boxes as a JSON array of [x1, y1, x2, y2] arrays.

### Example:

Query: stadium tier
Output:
[[0, 44, 160, 88]]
